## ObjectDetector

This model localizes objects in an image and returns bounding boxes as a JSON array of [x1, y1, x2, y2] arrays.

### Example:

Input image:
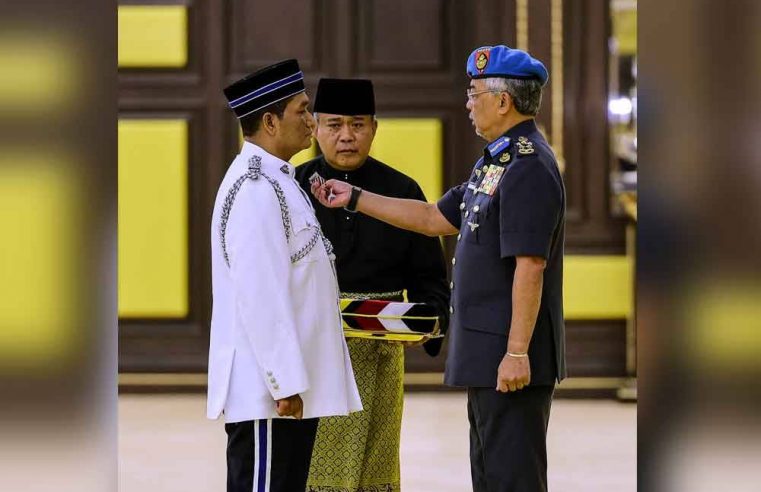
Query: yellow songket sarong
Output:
[[307, 337, 404, 492]]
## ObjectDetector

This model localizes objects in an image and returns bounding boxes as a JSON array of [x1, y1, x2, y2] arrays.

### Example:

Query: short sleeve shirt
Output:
[[435, 119, 566, 387]]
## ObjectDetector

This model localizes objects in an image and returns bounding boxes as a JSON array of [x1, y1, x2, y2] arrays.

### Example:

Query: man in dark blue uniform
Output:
[[311, 45, 566, 491]]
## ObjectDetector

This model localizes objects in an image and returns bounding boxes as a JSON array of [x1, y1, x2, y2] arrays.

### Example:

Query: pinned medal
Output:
[[477, 165, 505, 196], [499, 152, 511, 163], [308, 172, 325, 186]]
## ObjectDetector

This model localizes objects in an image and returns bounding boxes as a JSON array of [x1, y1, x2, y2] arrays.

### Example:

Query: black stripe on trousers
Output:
[[468, 385, 554, 492], [225, 417, 319, 492]]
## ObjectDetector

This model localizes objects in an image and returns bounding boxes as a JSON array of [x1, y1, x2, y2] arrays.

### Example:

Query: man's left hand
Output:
[[496, 353, 531, 392]]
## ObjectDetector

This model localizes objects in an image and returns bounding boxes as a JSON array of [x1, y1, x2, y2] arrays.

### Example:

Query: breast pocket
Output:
[[290, 213, 323, 264], [462, 303, 511, 337]]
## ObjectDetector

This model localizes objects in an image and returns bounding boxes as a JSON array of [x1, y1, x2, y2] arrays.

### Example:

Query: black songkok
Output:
[[313, 78, 376, 116], [224, 59, 305, 119]]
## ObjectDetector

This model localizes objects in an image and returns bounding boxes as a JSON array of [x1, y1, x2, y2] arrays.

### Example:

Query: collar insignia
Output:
[[487, 137, 511, 157]]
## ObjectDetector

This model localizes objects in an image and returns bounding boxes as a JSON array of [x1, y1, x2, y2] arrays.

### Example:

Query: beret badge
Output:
[[475, 49, 490, 73]]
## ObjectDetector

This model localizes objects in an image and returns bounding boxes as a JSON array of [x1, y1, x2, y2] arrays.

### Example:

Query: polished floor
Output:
[[119, 393, 636, 491]]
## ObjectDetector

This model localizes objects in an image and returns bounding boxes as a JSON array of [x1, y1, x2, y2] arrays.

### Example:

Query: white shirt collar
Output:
[[240, 141, 296, 178]]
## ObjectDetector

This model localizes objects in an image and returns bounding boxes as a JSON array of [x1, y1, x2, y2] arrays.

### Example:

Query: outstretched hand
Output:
[[310, 179, 353, 209]]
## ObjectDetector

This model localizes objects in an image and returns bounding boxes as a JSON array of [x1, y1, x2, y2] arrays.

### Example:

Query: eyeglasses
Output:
[[466, 89, 500, 100]]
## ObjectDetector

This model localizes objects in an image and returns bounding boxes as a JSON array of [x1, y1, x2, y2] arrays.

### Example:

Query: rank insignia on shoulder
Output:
[[499, 152, 511, 163], [516, 136, 535, 155]]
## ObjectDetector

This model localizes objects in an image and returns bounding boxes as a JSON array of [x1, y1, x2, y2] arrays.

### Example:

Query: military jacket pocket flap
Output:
[[290, 213, 322, 263], [291, 213, 313, 234], [462, 303, 510, 337]]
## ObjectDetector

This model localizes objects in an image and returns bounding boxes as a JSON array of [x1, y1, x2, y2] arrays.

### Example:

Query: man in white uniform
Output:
[[208, 59, 362, 492]]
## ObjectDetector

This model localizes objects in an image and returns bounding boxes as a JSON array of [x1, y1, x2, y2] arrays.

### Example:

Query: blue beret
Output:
[[466, 45, 548, 86]]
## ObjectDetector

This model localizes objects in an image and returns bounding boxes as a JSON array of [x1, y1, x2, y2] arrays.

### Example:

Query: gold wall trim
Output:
[[119, 373, 629, 390], [516, 0, 529, 52], [120, 373, 206, 386], [556, 377, 628, 390], [551, 0, 566, 172], [404, 372, 444, 385]]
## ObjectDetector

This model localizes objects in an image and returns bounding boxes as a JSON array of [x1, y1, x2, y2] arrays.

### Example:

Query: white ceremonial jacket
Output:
[[207, 141, 362, 422]]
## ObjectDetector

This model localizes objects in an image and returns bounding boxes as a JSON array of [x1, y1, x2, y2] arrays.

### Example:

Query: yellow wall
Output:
[[119, 116, 632, 321], [563, 255, 633, 319], [118, 5, 188, 68], [370, 119, 443, 201], [0, 158, 78, 366], [119, 120, 189, 318]]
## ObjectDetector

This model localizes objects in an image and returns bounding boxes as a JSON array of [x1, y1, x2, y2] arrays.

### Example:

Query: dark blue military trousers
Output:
[[467, 385, 554, 492], [225, 417, 319, 492]]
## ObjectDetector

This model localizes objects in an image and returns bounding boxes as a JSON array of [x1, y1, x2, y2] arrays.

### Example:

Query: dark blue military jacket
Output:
[[437, 119, 566, 388]]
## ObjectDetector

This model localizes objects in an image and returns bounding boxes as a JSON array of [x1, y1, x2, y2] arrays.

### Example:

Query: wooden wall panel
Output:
[[119, 0, 629, 383], [357, 0, 448, 72], [229, 0, 324, 74], [562, 0, 626, 253], [405, 320, 627, 379], [472, 0, 517, 48]]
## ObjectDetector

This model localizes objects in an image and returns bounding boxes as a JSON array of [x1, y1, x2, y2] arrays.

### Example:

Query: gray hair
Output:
[[483, 77, 543, 116]]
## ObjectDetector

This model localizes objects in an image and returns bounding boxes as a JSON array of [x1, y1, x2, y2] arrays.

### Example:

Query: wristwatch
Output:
[[344, 186, 363, 213]]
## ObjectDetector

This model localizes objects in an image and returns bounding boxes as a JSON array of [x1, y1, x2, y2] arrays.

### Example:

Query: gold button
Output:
[[459, 202, 465, 210], [452, 258, 456, 265], [273, 384, 280, 390], [473, 205, 480, 212], [449, 282, 454, 289], [457, 234, 462, 241], [464, 211, 469, 218], [449, 306, 454, 314]]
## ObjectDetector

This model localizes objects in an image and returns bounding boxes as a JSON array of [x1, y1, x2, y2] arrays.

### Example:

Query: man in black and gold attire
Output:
[[295, 78, 449, 492]]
